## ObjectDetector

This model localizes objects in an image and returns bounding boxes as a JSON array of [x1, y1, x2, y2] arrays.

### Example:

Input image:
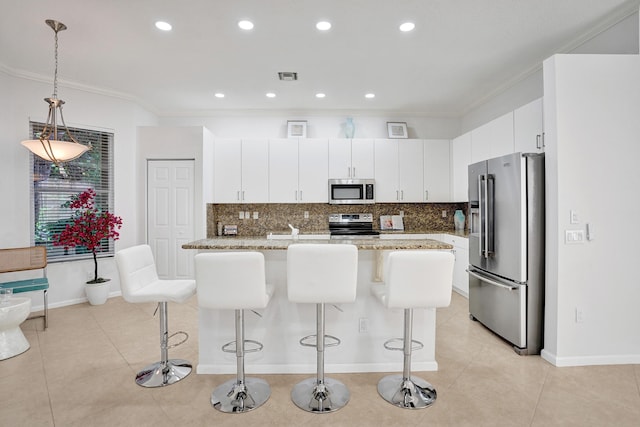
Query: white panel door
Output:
[[147, 160, 195, 279]]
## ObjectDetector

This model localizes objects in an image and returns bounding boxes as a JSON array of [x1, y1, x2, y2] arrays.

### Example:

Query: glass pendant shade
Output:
[[21, 20, 89, 164]]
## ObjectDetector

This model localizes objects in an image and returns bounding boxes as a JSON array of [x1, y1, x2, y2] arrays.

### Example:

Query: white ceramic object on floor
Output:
[[0, 297, 31, 360], [85, 280, 110, 305]]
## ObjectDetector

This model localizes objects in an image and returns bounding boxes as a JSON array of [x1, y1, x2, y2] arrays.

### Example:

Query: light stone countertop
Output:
[[182, 236, 453, 251]]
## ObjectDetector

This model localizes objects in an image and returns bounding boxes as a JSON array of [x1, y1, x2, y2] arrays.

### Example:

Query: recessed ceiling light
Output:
[[238, 20, 254, 30], [266, 92, 276, 98], [365, 93, 376, 99], [399, 22, 415, 32], [155, 21, 172, 31], [316, 21, 332, 31], [315, 93, 326, 98], [214, 93, 225, 98]]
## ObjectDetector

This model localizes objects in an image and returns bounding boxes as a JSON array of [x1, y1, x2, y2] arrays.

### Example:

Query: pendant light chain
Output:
[[53, 27, 59, 99]]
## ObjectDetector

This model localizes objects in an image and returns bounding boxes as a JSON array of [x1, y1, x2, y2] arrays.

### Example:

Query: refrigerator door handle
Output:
[[486, 174, 495, 257], [467, 269, 517, 291], [478, 174, 484, 258]]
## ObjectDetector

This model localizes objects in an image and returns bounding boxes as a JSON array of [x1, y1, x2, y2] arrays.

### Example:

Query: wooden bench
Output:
[[0, 246, 49, 329]]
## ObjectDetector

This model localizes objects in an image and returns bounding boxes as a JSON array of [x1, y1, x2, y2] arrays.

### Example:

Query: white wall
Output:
[[460, 11, 639, 134], [542, 54, 640, 366], [0, 71, 158, 310], [159, 113, 461, 140]]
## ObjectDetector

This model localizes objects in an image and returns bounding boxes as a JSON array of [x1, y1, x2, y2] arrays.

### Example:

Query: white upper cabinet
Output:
[[268, 139, 299, 203], [269, 138, 329, 203], [471, 111, 514, 163], [298, 139, 329, 202], [374, 139, 424, 203], [423, 139, 451, 202], [213, 139, 242, 203], [514, 97, 544, 153], [214, 139, 268, 203], [329, 139, 374, 179], [240, 139, 269, 203], [451, 132, 471, 202], [398, 140, 424, 202]]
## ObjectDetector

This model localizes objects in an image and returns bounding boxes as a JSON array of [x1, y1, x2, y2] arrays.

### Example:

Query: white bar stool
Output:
[[195, 252, 274, 413], [371, 250, 454, 409], [115, 245, 196, 388], [287, 243, 358, 413]]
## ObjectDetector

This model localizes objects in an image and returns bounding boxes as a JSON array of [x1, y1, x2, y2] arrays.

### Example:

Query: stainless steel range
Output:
[[328, 213, 380, 239]]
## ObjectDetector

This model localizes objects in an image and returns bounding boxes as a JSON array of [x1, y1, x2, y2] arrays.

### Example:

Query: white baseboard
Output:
[[541, 349, 640, 367], [196, 361, 439, 375]]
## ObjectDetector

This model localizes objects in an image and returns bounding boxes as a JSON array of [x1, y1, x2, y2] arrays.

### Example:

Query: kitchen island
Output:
[[182, 236, 452, 375]]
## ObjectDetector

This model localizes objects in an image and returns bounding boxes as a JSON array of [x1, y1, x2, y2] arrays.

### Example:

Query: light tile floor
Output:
[[2, 292, 639, 426]]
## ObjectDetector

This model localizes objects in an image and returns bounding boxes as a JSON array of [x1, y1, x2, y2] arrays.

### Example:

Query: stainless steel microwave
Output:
[[328, 179, 375, 204]]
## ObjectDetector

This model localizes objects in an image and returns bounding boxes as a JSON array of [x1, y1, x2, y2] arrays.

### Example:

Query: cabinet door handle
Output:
[[353, 167, 356, 177], [242, 191, 245, 201], [425, 190, 429, 201], [396, 190, 399, 200], [299, 190, 303, 201], [237, 191, 240, 201], [536, 135, 542, 149], [401, 190, 404, 200], [295, 190, 298, 201], [542, 132, 546, 148]]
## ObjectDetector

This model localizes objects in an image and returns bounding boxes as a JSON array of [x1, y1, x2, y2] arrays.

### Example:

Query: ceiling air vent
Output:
[[278, 72, 298, 81]]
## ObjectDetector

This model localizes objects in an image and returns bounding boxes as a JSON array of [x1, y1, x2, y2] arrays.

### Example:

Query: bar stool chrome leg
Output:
[[291, 303, 350, 413], [135, 302, 192, 387], [377, 309, 437, 409], [211, 309, 271, 413]]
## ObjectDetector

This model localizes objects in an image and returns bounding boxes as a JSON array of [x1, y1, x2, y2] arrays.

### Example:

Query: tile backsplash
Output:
[[207, 203, 468, 237]]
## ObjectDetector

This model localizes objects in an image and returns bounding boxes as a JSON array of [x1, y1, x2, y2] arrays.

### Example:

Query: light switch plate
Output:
[[565, 229, 585, 244]]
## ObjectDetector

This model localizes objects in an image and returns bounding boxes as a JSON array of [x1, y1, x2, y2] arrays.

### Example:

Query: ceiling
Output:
[[1, 0, 637, 117]]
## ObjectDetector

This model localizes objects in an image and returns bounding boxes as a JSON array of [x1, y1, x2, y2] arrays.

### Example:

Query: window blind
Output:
[[29, 122, 115, 262]]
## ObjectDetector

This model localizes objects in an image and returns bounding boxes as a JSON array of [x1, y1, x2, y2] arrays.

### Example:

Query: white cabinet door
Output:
[[241, 139, 269, 203], [351, 139, 375, 178], [441, 234, 469, 297], [471, 111, 514, 162], [328, 139, 352, 179], [374, 139, 399, 202], [451, 132, 471, 202], [423, 139, 450, 202], [398, 139, 424, 202], [299, 139, 329, 202], [514, 98, 544, 153], [269, 138, 298, 203], [213, 139, 242, 203]]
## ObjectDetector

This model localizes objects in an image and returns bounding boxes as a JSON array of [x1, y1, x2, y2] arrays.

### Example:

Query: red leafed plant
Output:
[[53, 188, 123, 284]]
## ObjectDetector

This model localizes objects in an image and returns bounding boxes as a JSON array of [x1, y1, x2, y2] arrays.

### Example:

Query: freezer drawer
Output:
[[468, 269, 526, 349]]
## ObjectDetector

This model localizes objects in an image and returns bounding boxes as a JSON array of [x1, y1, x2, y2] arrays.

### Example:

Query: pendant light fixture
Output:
[[21, 20, 89, 164]]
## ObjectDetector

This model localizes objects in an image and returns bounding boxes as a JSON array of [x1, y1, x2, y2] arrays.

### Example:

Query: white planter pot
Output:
[[85, 280, 110, 305]]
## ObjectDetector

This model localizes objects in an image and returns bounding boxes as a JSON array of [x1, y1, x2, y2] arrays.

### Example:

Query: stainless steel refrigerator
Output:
[[467, 152, 544, 355]]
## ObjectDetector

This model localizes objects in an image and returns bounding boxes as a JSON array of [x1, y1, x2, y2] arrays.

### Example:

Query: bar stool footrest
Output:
[[168, 331, 189, 349], [222, 339, 263, 354], [299, 334, 340, 348], [383, 337, 424, 352]]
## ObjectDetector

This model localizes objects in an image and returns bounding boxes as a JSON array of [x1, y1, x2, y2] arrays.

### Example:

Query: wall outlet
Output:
[[244, 211, 250, 220], [575, 308, 585, 323], [253, 211, 259, 219], [239, 211, 244, 219], [442, 210, 447, 218], [304, 211, 309, 219], [358, 318, 369, 333], [399, 210, 404, 217], [570, 210, 579, 224]]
